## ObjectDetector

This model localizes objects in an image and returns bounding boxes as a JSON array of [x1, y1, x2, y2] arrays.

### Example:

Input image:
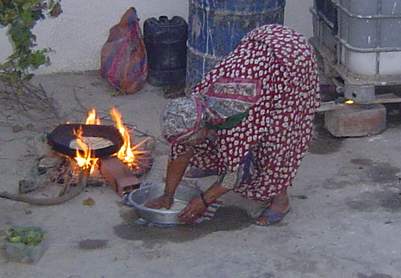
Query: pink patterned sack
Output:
[[100, 8, 148, 94]]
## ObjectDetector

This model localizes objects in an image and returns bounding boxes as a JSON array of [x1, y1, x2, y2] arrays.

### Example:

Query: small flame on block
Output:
[[345, 99, 355, 105]]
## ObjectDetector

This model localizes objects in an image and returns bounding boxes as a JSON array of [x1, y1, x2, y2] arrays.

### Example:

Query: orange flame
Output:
[[85, 108, 101, 125], [110, 107, 146, 169], [345, 99, 355, 105], [71, 107, 145, 173], [73, 127, 98, 174]]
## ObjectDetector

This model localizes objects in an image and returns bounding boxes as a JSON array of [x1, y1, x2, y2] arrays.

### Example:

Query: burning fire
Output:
[[73, 127, 99, 174], [110, 107, 146, 168], [71, 107, 146, 173], [345, 99, 355, 105], [85, 108, 101, 125]]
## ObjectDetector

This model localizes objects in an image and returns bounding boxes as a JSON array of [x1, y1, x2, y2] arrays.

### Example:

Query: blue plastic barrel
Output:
[[186, 0, 286, 88]]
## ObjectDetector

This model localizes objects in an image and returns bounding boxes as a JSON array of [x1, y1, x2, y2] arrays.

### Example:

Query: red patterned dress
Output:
[[173, 25, 320, 202]]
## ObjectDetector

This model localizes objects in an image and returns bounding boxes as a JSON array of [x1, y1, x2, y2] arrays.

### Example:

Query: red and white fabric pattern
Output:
[[173, 25, 320, 202]]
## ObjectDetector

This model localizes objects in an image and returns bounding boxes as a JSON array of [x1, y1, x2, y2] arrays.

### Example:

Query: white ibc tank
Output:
[[338, 0, 401, 76]]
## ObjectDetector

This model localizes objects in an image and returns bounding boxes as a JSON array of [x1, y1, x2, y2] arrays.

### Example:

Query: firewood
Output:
[[0, 171, 89, 206]]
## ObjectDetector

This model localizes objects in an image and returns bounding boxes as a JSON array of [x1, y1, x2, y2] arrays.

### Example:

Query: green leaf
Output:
[[6, 227, 44, 246], [82, 197, 96, 207], [20, 9, 34, 26], [30, 51, 47, 67], [0, 0, 63, 81]]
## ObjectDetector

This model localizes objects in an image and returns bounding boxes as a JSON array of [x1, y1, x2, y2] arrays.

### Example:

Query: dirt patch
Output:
[[350, 158, 373, 166], [367, 163, 401, 183], [357, 273, 393, 278], [309, 116, 343, 155], [114, 206, 253, 248], [347, 191, 401, 213], [78, 239, 109, 250], [291, 194, 308, 200], [324, 160, 400, 189], [385, 103, 401, 129]]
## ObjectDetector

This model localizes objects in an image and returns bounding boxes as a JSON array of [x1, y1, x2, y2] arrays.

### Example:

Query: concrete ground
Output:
[[0, 71, 401, 278]]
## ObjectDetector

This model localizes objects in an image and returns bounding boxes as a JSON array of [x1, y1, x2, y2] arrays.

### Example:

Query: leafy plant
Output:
[[6, 227, 45, 246], [0, 0, 62, 82]]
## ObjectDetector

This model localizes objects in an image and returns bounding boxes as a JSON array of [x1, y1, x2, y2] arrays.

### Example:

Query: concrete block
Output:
[[100, 157, 140, 196], [325, 104, 387, 137]]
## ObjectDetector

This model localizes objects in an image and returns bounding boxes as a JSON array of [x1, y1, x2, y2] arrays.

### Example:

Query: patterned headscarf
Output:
[[160, 96, 207, 144]]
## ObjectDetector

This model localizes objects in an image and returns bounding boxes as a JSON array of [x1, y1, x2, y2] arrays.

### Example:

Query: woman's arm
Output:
[[178, 165, 246, 223], [164, 148, 194, 196], [202, 181, 230, 205], [145, 149, 193, 209], [178, 180, 230, 223]]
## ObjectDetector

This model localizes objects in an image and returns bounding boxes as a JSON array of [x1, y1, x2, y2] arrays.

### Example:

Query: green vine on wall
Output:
[[0, 0, 62, 82]]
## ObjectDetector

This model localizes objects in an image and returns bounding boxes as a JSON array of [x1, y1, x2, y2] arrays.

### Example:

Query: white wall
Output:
[[285, 0, 314, 39], [0, 0, 313, 74]]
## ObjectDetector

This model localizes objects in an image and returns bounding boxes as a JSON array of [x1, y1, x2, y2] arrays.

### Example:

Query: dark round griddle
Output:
[[47, 124, 124, 158]]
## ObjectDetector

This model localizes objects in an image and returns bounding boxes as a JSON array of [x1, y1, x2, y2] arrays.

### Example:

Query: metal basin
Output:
[[125, 182, 201, 225]]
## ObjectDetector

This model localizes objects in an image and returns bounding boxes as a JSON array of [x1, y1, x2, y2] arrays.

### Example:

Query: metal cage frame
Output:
[[311, 0, 401, 103]]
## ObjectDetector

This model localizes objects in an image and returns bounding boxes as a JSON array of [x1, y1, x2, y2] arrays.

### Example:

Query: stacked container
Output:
[[144, 16, 188, 87], [312, 0, 401, 102]]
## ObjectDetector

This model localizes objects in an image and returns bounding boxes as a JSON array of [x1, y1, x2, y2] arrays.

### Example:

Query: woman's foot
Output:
[[256, 191, 290, 226]]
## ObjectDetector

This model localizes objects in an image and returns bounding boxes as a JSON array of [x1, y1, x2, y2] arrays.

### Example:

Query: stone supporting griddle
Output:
[[100, 157, 141, 196]]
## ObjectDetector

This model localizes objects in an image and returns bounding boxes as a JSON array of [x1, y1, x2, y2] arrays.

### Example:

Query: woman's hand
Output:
[[178, 182, 230, 223], [144, 193, 174, 209], [145, 149, 194, 210], [178, 197, 207, 223]]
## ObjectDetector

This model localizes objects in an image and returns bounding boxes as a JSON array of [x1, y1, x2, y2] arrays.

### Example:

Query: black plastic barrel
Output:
[[144, 16, 188, 87], [187, 0, 286, 89]]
